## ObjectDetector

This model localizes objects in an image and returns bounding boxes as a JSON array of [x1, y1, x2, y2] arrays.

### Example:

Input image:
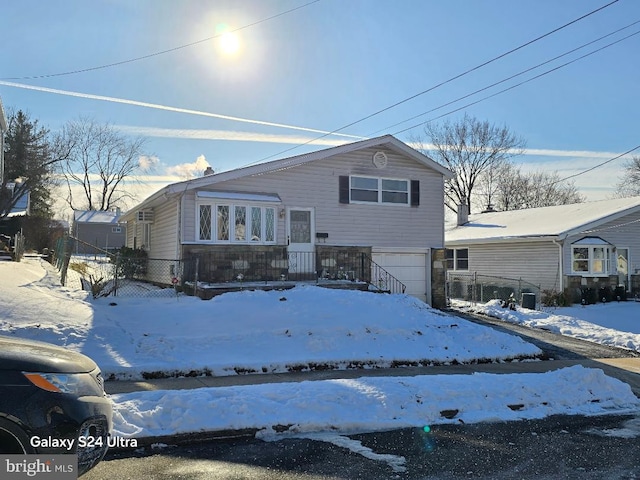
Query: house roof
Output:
[[122, 135, 452, 219], [446, 196, 640, 245], [4, 188, 29, 218], [74, 210, 122, 224]]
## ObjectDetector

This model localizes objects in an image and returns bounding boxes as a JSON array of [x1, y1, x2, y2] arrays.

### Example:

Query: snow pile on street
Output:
[[111, 365, 639, 439], [455, 300, 640, 353]]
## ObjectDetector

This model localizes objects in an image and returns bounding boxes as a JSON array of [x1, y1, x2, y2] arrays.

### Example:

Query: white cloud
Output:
[[165, 155, 210, 180], [115, 125, 352, 147], [138, 155, 159, 170]]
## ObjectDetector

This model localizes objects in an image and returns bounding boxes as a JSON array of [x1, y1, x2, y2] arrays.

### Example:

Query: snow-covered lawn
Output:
[[1, 256, 638, 460], [453, 299, 640, 353], [2, 257, 543, 380]]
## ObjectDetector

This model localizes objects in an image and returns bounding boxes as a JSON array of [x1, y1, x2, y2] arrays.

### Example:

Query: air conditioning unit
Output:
[[136, 210, 154, 223]]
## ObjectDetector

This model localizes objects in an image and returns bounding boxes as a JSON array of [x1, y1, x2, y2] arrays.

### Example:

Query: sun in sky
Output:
[[216, 24, 241, 57]]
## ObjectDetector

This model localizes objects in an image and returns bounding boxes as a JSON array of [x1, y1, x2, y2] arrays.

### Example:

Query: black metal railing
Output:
[[368, 255, 407, 295], [54, 236, 408, 297]]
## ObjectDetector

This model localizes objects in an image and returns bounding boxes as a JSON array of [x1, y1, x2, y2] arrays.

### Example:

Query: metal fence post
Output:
[[194, 257, 199, 298]]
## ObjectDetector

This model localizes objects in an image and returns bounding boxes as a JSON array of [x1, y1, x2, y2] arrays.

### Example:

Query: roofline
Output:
[[167, 134, 453, 194], [124, 134, 453, 216], [446, 235, 562, 246], [562, 202, 640, 237]]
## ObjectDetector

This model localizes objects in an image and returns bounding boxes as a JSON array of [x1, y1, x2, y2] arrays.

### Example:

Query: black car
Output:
[[0, 335, 112, 476]]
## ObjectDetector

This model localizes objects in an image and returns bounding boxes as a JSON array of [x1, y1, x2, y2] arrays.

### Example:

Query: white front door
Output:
[[287, 208, 315, 274]]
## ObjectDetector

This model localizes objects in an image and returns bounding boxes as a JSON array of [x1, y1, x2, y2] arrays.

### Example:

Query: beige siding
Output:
[[182, 146, 446, 250], [456, 242, 561, 292], [149, 199, 179, 259], [563, 210, 640, 277]]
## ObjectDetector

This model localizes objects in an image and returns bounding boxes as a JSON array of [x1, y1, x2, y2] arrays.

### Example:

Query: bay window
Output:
[[571, 237, 612, 276], [198, 202, 276, 244]]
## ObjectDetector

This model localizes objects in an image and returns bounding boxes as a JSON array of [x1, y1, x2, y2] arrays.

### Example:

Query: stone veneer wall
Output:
[[315, 245, 372, 282], [182, 245, 290, 283], [431, 248, 447, 309]]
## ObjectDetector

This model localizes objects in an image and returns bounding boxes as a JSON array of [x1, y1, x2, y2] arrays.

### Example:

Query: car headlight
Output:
[[23, 372, 102, 396]]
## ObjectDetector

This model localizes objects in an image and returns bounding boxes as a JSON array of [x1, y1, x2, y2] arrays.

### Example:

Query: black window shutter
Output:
[[410, 180, 420, 206], [339, 176, 350, 204]]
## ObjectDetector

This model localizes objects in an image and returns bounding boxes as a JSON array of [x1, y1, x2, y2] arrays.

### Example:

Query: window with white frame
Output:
[[142, 223, 151, 249], [446, 248, 469, 271], [198, 203, 276, 244], [571, 238, 612, 275], [350, 176, 409, 205]]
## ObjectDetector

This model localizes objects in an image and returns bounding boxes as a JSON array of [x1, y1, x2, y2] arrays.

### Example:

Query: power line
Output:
[[244, 0, 620, 166], [556, 145, 640, 184], [390, 28, 640, 136], [370, 19, 640, 136], [0, 0, 321, 81]]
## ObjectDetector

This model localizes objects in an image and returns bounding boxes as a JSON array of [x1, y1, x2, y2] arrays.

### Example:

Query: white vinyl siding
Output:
[[181, 147, 446, 249], [462, 242, 560, 293]]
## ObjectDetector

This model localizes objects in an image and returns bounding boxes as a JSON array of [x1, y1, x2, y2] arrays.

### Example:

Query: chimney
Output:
[[203, 166, 214, 176], [457, 204, 469, 226]]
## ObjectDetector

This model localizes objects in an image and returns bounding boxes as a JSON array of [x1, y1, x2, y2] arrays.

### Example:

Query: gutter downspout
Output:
[[552, 237, 565, 292]]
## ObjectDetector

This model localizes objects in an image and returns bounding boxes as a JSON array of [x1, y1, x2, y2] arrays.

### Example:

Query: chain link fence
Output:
[[52, 235, 184, 298], [446, 272, 541, 308]]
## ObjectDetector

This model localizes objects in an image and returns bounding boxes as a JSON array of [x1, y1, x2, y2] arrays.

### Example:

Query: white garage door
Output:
[[372, 252, 428, 302]]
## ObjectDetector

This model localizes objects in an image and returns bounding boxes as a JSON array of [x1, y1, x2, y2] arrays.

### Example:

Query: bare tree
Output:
[[481, 163, 584, 210], [57, 118, 147, 211], [413, 114, 526, 214], [615, 156, 640, 197]]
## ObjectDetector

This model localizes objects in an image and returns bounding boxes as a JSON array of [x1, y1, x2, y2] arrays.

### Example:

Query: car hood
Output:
[[0, 335, 98, 373]]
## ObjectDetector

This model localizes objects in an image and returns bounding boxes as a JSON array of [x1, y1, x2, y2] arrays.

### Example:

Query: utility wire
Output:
[[555, 145, 640, 184], [245, 0, 620, 165], [369, 19, 640, 136], [390, 29, 640, 136], [0, 0, 321, 80]]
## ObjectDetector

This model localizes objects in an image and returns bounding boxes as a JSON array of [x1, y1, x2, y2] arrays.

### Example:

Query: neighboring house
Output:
[[0, 185, 30, 238], [121, 135, 453, 305], [445, 196, 640, 301], [73, 210, 126, 254]]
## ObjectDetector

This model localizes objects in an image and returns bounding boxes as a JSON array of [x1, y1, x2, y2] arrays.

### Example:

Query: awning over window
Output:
[[197, 191, 281, 203], [572, 236, 612, 246]]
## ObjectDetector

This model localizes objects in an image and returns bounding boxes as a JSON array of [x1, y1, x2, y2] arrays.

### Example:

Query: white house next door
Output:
[[287, 208, 315, 274]]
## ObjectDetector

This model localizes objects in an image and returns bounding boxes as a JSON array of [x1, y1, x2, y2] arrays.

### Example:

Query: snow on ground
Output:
[[1, 257, 542, 380], [1, 256, 639, 463], [454, 299, 640, 353]]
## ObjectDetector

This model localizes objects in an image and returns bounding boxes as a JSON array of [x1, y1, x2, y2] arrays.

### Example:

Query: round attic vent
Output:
[[372, 151, 388, 169]]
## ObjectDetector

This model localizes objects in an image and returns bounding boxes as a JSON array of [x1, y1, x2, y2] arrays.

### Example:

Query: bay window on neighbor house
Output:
[[571, 237, 613, 276], [446, 248, 469, 271], [198, 203, 276, 244]]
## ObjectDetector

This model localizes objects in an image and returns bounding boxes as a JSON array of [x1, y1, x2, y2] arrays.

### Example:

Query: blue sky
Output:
[[2, 0, 639, 210]]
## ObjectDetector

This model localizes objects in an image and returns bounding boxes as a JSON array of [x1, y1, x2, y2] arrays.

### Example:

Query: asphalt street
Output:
[[85, 309, 640, 479]]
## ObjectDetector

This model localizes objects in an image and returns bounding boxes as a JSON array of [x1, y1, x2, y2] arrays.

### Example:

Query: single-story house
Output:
[[445, 196, 640, 302], [121, 135, 453, 305], [72, 209, 126, 254]]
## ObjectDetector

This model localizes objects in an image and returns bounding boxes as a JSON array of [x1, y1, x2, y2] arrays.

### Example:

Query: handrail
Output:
[[363, 254, 407, 295]]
